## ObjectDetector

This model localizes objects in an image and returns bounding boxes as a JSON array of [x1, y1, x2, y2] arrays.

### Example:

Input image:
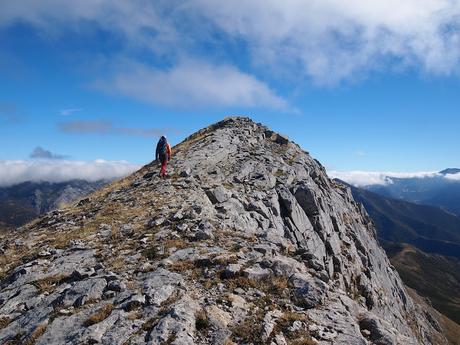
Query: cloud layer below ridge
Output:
[[0, 160, 139, 187], [327, 170, 460, 187]]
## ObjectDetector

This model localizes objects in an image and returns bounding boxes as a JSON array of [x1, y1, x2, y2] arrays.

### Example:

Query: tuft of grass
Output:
[[230, 313, 264, 344], [142, 246, 166, 260], [219, 274, 289, 297], [274, 169, 285, 177], [23, 324, 47, 345], [83, 304, 114, 327], [269, 276, 289, 295], [0, 316, 11, 330], [274, 311, 314, 345], [164, 239, 189, 251], [32, 275, 66, 293], [108, 256, 125, 271], [195, 309, 209, 331], [168, 260, 196, 272]]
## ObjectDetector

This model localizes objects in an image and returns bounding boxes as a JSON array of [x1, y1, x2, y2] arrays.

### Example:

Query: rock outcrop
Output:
[[0, 117, 448, 344]]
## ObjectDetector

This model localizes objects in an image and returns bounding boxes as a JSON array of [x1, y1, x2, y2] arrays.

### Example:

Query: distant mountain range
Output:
[[349, 183, 460, 258], [0, 180, 108, 230], [365, 168, 460, 216], [439, 168, 460, 175], [337, 181, 460, 324]]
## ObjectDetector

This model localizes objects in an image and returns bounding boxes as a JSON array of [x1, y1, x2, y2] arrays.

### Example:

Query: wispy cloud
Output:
[[94, 60, 289, 110], [60, 108, 82, 116], [0, 159, 139, 187], [58, 120, 112, 134], [2, 0, 460, 88], [57, 120, 177, 137], [195, 0, 460, 84], [328, 170, 441, 187], [30, 146, 67, 160], [115, 127, 179, 138]]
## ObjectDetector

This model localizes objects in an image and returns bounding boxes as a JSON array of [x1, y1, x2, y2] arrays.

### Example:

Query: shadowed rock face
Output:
[[0, 117, 448, 344]]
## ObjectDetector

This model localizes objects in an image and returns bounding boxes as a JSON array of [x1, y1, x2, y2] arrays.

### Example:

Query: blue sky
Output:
[[1, 1, 460, 185]]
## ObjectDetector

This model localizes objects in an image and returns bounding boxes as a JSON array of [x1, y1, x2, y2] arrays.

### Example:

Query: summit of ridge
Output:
[[0, 117, 449, 345]]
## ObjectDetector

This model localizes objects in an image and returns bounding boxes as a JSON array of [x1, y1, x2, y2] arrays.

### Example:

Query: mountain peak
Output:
[[181, 116, 291, 150], [0, 117, 447, 344], [439, 168, 460, 175]]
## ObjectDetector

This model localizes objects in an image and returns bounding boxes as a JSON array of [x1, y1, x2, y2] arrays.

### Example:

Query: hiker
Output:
[[155, 135, 171, 178]]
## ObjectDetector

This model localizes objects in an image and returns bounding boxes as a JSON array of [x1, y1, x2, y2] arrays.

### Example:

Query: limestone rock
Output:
[[0, 117, 448, 345]]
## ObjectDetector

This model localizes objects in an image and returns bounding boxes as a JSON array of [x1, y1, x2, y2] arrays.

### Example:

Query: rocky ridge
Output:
[[0, 117, 448, 344]]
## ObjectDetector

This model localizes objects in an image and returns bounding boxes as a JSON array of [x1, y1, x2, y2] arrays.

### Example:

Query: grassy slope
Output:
[[407, 287, 460, 345], [386, 243, 460, 325], [0, 201, 37, 228]]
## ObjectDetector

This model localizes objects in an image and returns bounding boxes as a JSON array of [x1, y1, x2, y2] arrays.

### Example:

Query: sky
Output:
[[1, 0, 460, 186]]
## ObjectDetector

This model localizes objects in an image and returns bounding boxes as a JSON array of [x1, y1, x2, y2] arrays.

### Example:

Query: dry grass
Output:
[[0, 316, 11, 329], [108, 256, 126, 271], [142, 246, 163, 260], [47, 201, 146, 252], [143, 239, 190, 261], [223, 340, 237, 345], [32, 275, 66, 293], [83, 304, 114, 327], [406, 287, 460, 345], [230, 312, 264, 344], [195, 309, 209, 331], [231, 308, 312, 345], [274, 169, 285, 177], [0, 245, 40, 281], [211, 255, 238, 266], [88, 176, 132, 201], [141, 317, 160, 332], [164, 239, 190, 251], [220, 274, 289, 297], [127, 311, 142, 321], [168, 260, 196, 272], [202, 278, 214, 290], [23, 324, 47, 345], [269, 276, 289, 294], [173, 131, 209, 155], [274, 312, 313, 345], [50, 227, 91, 249]]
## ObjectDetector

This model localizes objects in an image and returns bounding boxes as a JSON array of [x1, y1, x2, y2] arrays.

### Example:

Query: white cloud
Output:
[[2, 0, 460, 87], [328, 170, 441, 187], [0, 160, 139, 187], [57, 119, 180, 137], [445, 172, 460, 181], [193, 0, 460, 84], [95, 60, 288, 109], [60, 108, 82, 116]]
